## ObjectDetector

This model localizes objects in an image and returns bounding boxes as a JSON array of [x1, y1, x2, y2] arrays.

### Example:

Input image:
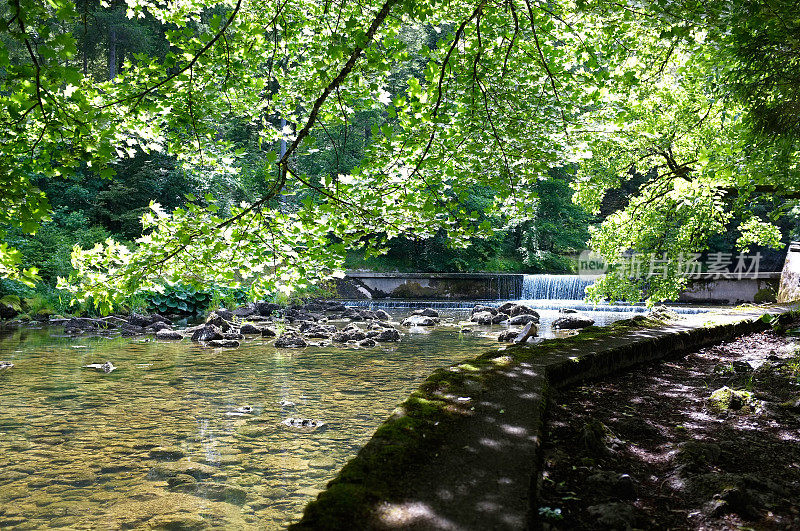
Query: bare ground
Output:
[[537, 328, 800, 530]]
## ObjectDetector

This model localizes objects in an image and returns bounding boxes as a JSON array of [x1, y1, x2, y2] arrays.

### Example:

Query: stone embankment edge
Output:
[[290, 307, 794, 530]]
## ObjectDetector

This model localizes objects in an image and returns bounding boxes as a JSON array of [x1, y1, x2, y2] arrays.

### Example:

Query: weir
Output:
[[519, 274, 594, 300]]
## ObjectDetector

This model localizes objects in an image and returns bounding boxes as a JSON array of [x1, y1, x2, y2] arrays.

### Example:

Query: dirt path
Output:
[[538, 329, 800, 530]]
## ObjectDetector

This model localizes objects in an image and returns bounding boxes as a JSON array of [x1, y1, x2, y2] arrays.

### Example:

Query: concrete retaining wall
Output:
[[338, 271, 781, 304], [338, 272, 523, 300], [290, 306, 793, 530]]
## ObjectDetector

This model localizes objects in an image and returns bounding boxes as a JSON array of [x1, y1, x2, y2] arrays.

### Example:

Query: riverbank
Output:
[[291, 305, 796, 529], [537, 328, 800, 529]]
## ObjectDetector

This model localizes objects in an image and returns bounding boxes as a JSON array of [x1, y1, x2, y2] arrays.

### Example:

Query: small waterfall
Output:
[[520, 274, 594, 300]]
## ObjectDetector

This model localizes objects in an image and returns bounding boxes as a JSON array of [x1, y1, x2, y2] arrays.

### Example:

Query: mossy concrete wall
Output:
[[290, 307, 793, 530]]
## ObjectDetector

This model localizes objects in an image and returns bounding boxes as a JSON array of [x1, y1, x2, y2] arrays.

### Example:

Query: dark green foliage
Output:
[[141, 283, 248, 315]]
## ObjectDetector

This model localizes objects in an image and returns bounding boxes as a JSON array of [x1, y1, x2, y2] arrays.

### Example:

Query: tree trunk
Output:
[[108, 27, 116, 80]]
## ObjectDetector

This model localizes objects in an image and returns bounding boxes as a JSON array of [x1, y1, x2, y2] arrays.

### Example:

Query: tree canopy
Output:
[[1, 0, 798, 311]]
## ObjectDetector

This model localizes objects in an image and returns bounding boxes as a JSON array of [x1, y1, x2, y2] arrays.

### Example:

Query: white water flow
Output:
[[520, 274, 594, 300]]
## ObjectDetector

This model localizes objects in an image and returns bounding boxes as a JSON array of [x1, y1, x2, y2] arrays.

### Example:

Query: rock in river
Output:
[[0, 361, 13, 370], [552, 315, 595, 329], [83, 361, 116, 373], [401, 315, 439, 327], [274, 332, 307, 348], [282, 418, 327, 432], [155, 329, 183, 340]]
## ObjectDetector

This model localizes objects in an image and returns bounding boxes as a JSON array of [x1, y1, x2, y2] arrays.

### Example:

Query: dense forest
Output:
[[1, 0, 799, 316]]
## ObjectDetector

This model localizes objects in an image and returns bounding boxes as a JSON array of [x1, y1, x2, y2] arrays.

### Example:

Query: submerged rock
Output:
[[552, 315, 595, 329], [149, 446, 186, 460], [282, 418, 327, 432], [0, 361, 13, 370], [208, 339, 240, 348], [83, 361, 116, 374], [148, 461, 217, 480]]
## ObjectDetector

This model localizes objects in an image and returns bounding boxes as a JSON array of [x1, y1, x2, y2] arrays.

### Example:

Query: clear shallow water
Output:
[[0, 306, 700, 529], [0, 321, 498, 529]]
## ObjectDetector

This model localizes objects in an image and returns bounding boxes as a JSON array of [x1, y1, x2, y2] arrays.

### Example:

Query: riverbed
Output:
[[0, 305, 698, 528]]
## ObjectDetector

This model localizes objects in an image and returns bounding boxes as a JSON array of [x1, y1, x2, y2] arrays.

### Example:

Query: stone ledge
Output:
[[290, 306, 795, 530]]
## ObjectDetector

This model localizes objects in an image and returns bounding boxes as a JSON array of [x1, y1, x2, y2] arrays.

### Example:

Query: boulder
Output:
[[239, 323, 262, 335], [552, 315, 595, 329], [128, 313, 169, 328], [374, 328, 401, 342], [191, 324, 223, 342], [231, 304, 256, 318], [332, 327, 367, 342], [559, 308, 579, 314], [274, 332, 307, 348], [145, 321, 172, 332], [374, 309, 391, 321], [410, 308, 439, 318], [514, 321, 538, 343], [304, 325, 337, 339], [470, 311, 507, 325], [261, 327, 277, 338], [64, 317, 102, 333], [120, 324, 148, 336], [470, 304, 498, 316], [401, 315, 439, 327], [156, 329, 184, 340], [0, 361, 13, 370], [497, 302, 538, 317], [206, 311, 233, 331], [358, 338, 377, 348], [0, 304, 18, 320], [708, 386, 751, 412], [254, 301, 282, 317], [508, 314, 539, 325], [498, 330, 518, 342]]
